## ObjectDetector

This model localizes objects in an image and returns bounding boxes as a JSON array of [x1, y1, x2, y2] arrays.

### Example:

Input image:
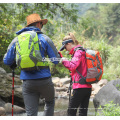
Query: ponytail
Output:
[[68, 32, 79, 45]]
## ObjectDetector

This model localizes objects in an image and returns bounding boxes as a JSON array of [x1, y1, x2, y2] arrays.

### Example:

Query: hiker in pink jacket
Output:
[[59, 33, 92, 116]]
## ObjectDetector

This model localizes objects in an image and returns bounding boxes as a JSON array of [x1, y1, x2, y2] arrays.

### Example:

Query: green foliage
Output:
[[83, 39, 112, 65], [76, 3, 96, 15], [88, 43, 120, 81], [51, 63, 70, 78], [0, 4, 15, 61], [0, 3, 79, 77], [0, 3, 78, 63], [104, 46, 120, 80], [99, 4, 120, 35], [116, 84, 120, 91], [1, 3, 120, 81], [84, 3, 120, 46], [97, 101, 120, 116]]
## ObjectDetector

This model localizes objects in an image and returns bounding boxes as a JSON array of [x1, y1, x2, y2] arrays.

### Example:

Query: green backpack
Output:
[[16, 31, 49, 71]]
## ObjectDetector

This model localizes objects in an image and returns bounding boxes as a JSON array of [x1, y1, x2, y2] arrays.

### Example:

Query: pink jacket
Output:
[[62, 45, 92, 89]]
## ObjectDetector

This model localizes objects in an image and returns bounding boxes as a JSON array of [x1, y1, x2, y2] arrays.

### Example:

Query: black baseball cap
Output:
[[59, 39, 73, 51]]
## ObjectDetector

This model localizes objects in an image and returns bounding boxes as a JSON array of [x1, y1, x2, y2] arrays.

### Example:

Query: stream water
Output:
[[9, 97, 95, 116]]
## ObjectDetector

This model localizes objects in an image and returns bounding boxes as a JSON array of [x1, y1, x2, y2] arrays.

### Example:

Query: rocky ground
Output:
[[53, 77, 108, 99], [0, 67, 108, 115], [93, 79, 120, 113]]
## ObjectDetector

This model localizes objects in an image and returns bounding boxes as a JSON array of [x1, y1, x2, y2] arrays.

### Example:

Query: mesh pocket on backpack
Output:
[[86, 67, 99, 79]]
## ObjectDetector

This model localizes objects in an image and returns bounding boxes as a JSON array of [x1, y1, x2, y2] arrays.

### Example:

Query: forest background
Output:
[[0, 3, 120, 81]]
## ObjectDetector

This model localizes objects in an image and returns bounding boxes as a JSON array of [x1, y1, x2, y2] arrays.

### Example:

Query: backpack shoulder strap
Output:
[[37, 31, 43, 34], [73, 47, 87, 84], [35, 31, 43, 34], [71, 47, 85, 57], [74, 46, 86, 52]]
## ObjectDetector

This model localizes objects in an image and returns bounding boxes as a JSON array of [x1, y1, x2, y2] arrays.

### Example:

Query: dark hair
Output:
[[28, 22, 38, 27], [28, 22, 43, 28]]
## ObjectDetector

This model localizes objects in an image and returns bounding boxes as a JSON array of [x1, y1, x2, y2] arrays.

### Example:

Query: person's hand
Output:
[[60, 57, 67, 63], [61, 57, 66, 61], [58, 51, 63, 58], [10, 61, 17, 69]]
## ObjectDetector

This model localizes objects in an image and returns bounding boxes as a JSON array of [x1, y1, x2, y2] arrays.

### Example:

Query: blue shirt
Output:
[[3, 26, 60, 80]]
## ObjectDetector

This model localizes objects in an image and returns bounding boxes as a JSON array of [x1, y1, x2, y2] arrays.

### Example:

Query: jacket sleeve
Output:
[[3, 37, 17, 66], [62, 50, 83, 71], [42, 34, 60, 64]]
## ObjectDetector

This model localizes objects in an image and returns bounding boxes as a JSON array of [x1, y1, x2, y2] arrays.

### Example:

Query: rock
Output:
[[90, 94, 95, 98], [0, 68, 23, 106], [91, 79, 108, 97], [52, 77, 61, 87], [97, 79, 108, 87], [54, 110, 80, 116], [56, 91, 69, 99], [0, 107, 6, 116], [60, 92, 68, 99], [54, 110, 67, 116], [93, 79, 120, 112], [6, 75, 12, 81], [55, 87, 67, 92], [0, 98, 6, 107], [91, 89, 100, 96], [60, 78, 71, 85], [7, 73, 20, 78], [52, 77, 60, 83], [54, 83, 61, 87], [92, 84, 101, 91], [4, 103, 25, 114], [64, 83, 70, 88], [0, 67, 6, 74], [15, 87, 22, 93], [14, 87, 22, 98], [55, 92, 59, 98], [6, 74, 22, 85]]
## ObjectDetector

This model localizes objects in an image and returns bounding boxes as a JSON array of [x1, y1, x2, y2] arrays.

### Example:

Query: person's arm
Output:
[[3, 37, 17, 66], [43, 34, 60, 64], [62, 50, 83, 71]]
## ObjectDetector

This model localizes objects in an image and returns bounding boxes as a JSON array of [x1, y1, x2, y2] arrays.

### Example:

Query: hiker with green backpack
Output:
[[3, 13, 60, 116], [59, 32, 103, 116]]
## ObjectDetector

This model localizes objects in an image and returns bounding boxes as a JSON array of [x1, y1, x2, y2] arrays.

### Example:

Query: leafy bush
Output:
[[1, 3, 120, 81], [51, 31, 120, 80], [104, 46, 120, 80], [50, 63, 70, 78], [83, 39, 112, 65], [97, 101, 120, 116], [116, 84, 120, 91]]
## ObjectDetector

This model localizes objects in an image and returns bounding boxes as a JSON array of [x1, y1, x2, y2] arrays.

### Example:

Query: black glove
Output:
[[10, 61, 17, 69]]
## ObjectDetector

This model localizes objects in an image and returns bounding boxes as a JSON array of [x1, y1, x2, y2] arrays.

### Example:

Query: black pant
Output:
[[67, 88, 91, 116]]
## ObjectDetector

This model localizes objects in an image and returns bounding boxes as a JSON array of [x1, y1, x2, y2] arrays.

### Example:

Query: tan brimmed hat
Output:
[[26, 13, 48, 27]]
